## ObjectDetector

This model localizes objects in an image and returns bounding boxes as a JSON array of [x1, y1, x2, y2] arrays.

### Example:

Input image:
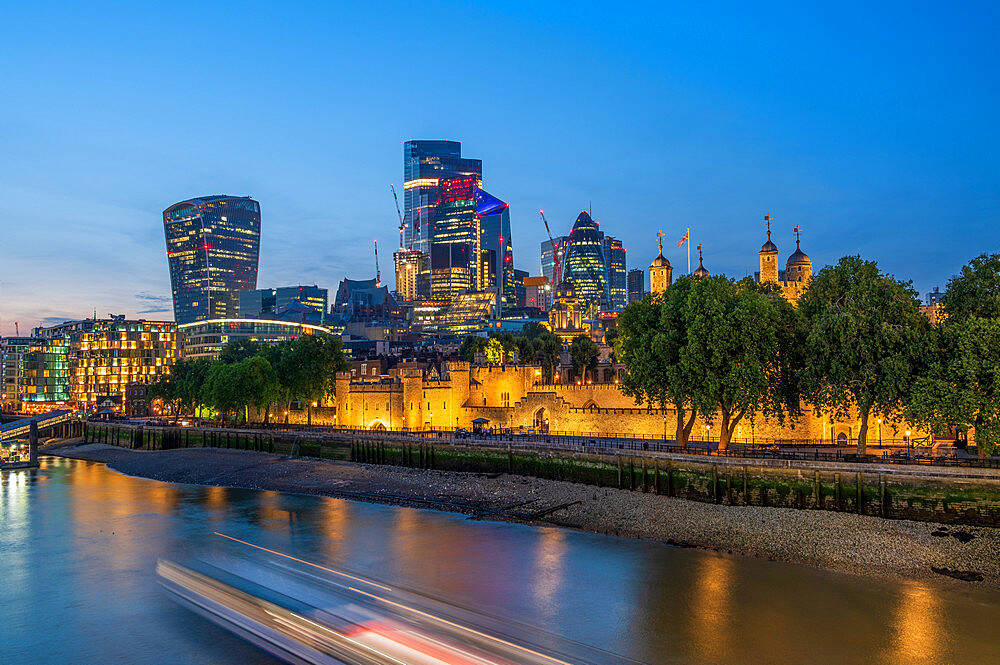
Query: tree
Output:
[[459, 335, 489, 363], [484, 338, 505, 365], [616, 279, 701, 445], [236, 355, 281, 424], [282, 334, 348, 408], [204, 362, 243, 423], [147, 368, 182, 420], [569, 335, 599, 383], [218, 338, 261, 364], [943, 253, 1000, 323], [799, 255, 928, 454], [175, 358, 212, 419], [683, 276, 802, 450]]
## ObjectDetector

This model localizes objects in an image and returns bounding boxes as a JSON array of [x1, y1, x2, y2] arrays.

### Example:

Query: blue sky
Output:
[[1, 1, 996, 334]]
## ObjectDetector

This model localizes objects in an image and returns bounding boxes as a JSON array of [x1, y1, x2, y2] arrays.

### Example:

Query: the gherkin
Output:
[[562, 211, 609, 311]]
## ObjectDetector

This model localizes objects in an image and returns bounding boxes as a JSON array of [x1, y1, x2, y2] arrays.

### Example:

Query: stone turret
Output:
[[759, 216, 779, 283], [785, 226, 812, 283], [692, 244, 710, 278], [649, 232, 673, 295]]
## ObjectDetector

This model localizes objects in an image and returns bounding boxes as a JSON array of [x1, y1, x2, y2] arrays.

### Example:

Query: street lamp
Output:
[[906, 429, 912, 458], [877, 418, 882, 447]]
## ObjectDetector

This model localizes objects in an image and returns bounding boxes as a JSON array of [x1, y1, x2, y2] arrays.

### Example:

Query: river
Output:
[[3, 456, 1000, 664]]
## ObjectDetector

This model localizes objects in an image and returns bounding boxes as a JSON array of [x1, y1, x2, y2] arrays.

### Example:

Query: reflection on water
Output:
[[2, 456, 1000, 665]]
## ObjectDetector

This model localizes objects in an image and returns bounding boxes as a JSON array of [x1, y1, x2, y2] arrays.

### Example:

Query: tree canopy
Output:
[[943, 253, 1000, 323], [798, 255, 928, 454], [569, 335, 599, 382]]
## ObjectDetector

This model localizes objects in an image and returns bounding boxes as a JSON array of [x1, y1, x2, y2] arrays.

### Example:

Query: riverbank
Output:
[[42, 440, 1000, 590]]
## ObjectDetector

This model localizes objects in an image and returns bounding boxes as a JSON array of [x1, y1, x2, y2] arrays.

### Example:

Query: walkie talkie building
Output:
[[163, 195, 261, 324]]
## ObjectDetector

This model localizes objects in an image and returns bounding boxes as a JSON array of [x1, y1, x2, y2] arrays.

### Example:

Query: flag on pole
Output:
[[677, 231, 689, 248]]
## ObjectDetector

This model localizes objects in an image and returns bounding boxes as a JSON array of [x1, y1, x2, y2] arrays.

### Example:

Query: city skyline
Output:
[[2, 2, 997, 334]]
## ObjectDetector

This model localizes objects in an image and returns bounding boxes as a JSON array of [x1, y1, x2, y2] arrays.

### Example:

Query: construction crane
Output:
[[390, 184, 405, 249], [539, 210, 565, 286], [374, 239, 381, 287]]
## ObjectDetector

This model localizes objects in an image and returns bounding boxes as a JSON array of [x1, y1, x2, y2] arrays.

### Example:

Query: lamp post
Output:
[[877, 418, 882, 447], [706, 424, 711, 450], [906, 429, 912, 459]]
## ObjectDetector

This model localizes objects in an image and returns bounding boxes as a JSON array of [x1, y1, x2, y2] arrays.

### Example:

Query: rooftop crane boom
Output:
[[390, 184, 405, 249], [539, 210, 564, 286], [374, 239, 381, 287]]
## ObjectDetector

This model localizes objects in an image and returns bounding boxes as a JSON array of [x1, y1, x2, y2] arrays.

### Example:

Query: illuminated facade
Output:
[[163, 195, 261, 324], [393, 248, 423, 302], [240, 285, 328, 324], [523, 276, 550, 311], [429, 176, 480, 300], [34, 317, 178, 410], [561, 212, 610, 313], [178, 319, 334, 360], [1, 337, 33, 409], [756, 223, 812, 302], [403, 141, 482, 257], [649, 237, 673, 295], [603, 236, 627, 311], [22, 338, 71, 404]]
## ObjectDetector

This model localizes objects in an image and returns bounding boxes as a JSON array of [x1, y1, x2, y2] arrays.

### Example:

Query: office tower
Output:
[[627, 268, 645, 304], [476, 189, 515, 309], [163, 195, 261, 324], [429, 176, 479, 300], [541, 236, 569, 286], [239, 285, 328, 324], [180, 319, 332, 360], [34, 317, 177, 409], [1, 337, 35, 409], [603, 236, 627, 311], [523, 276, 550, 311], [393, 248, 423, 302], [561, 212, 610, 311], [403, 141, 482, 256]]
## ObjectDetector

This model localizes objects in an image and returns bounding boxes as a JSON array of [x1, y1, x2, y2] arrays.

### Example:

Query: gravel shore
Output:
[[43, 440, 1000, 589]]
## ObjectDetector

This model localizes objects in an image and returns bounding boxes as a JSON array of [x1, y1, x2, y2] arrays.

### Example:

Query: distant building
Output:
[[476, 189, 515, 309], [756, 222, 810, 301], [178, 319, 333, 360], [627, 268, 645, 303], [541, 236, 569, 287], [523, 276, 551, 311], [162, 195, 261, 324], [603, 236, 627, 311], [333, 278, 402, 323], [513, 269, 529, 308], [561, 212, 610, 312], [547, 282, 586, 346], [403, 141, 482, 257], [240, 285, 328, 324], [1, 337, 34, 410], [926, 286, 943, 306], [393, 248, 423, 302], [649, 237, 673, 295], [33, 317, 178, 410]]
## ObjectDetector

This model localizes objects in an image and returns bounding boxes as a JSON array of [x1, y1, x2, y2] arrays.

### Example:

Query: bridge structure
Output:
[[1, 410, 84, 469]]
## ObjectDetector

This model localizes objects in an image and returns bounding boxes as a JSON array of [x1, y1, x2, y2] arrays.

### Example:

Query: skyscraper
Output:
[[541, 236, 569, 286], [163, 195, 261, 324], [476, 188, 515, 309], [561, 212, 610, 312], [403, 141, 482, 256], [429, 176, 479, 300], [603, 235, 627, 311], [627, 268, 645, 304]]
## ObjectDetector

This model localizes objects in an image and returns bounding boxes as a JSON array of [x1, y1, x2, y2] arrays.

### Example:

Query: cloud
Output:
[[137, 307, 172, 314], [135, 292, 172, 304]]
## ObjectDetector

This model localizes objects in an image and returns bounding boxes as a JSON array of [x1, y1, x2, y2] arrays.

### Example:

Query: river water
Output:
[[3, 456, 1000, 664]]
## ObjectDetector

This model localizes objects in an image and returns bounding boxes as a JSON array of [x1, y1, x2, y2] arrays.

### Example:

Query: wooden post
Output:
[[617, 457, 623, 489], [879, 474, 885, 518], [712, 465, 719, 504], [743, 466, 749, 505], [629, 458, 635, 490], [835, 472, 842, 511], [641, 459, 647, 492], [726, 469, 733, 504], [667, 461, 674, 497], [813, 470, 821, 509], [856, 472, 863, 514], [654, 460, 661, 495]]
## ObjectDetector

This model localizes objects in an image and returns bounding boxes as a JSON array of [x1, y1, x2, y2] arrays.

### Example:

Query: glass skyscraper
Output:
[[403, 141, 482, 257], [541, 235, 569, 286], [475, 188, 515, 310], [562, 212, 610, 312], [603, 235, 627, 311], [627, 268, 646, 304], [429, 176, 479, 300], [163, 195, 261, 324]]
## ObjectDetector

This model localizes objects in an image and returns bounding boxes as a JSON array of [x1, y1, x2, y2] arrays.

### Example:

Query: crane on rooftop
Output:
[[374, 239, 381, 287], [539, 210, 565, 286], [390, 184, 406, 249]]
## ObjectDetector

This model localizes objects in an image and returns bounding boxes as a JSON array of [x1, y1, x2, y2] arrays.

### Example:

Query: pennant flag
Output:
[[677, 231, 689, 248]]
